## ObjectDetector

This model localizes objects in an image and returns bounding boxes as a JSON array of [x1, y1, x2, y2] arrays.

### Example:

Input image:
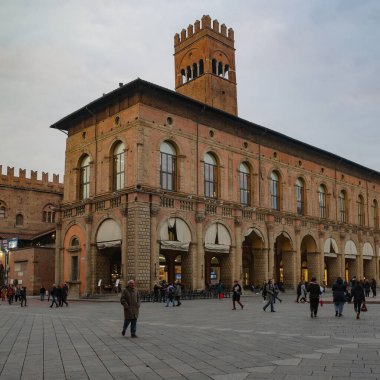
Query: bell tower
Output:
[[174, 15, 238, 116]]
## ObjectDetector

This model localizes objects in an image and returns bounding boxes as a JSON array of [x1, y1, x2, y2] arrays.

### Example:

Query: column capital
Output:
[[195, 212, 205, 223], [119, 205, 128, 217], [84, 213, 93, 224], [150, 204, 160, 216], [234, 217, 242, 227]]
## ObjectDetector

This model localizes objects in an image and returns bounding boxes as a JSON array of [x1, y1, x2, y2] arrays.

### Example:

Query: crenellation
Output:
[[194, 19, 200, 32], [180, 28, 186, 42], [0, 167, 63, 192], [213, 19, 219, 33], [221, 23, 227, 36], [187, 24, 193, 37], [201, 14, 211, 29], [228, 28, 234, 41]]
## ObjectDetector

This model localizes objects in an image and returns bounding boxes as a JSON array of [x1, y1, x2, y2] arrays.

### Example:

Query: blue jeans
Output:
[[334, 302, 344, 315], [40, 293, 45, 301], [123, 319, 137, 336]]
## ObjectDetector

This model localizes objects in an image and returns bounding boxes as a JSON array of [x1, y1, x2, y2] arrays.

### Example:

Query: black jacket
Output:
[[332, 281, 347, 303], [307, 282, 322, 299], [351, 284, 365, 302]]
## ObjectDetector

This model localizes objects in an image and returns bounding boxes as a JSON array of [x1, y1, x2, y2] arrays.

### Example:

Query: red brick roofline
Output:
[[50, 78, 380, 182]]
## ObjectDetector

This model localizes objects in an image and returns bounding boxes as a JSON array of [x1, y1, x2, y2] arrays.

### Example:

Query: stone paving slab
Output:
[[1, 292, 380, 379]]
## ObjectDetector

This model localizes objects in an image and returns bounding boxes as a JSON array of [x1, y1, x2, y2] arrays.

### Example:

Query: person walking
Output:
[[299, 282, 308, 303], [263, 279, 276, 312], [217, 280, 223, 300], [296, 281, 302, 303], [364, 279, 370, 298], [49, 284, 59, 308], [370, 278, 377, 297], [332, 277, 347, 317], [232, 280, 244, 310], [39, 285, 46, 301], [120, 279, 140, 338], [165, 283, 176, 307], [61, 283, 69, 307], [174, 281, 182, 306], [351, 280, 366, 319], [20, 287, 27, 307], [307, 277, 322, 318]]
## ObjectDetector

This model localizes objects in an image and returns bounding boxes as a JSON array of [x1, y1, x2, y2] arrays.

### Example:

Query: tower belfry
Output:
[[174, 15, 238, 116]]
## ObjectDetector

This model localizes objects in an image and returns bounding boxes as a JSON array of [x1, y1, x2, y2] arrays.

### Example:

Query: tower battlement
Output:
[[0, 166, 63, 193], [174, 15, 234, 47]]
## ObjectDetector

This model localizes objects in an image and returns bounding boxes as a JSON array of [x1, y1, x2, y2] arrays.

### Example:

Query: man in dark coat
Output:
[[351, 280, 365, 319], [120, 279, 140, 338], [307, 277, 322, 318]]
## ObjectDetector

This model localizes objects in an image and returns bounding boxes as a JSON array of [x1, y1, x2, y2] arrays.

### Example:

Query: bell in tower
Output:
[[174, 15, 238, 116]]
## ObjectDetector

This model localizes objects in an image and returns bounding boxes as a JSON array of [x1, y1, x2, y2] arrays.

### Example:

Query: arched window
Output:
[[270, 171, 280, 210], [79, 155, 90, 200], [0, 206, 5, 219], [42, 205, 55, 223], [199, 59, 204, 75], [204, 152, 218, 198], [358, 195, 365, 226], [239, 162, 251, 205], [112, 142, 125, 191], [181, 69, 186, 84], [186, 65, 192, 81], [318, 184, 327, 219], [295, 178, 305, 215], [339, 190, 347, 223], [373, 199, 379, 228], [224, 64, 229, 79], [71, 237, 80, 247], [16, 213, 23, 226], [193, 63, 198, 78], [218, 61, 223, 76], [212, 59, 217, 74], [160, 141, 177, 191]]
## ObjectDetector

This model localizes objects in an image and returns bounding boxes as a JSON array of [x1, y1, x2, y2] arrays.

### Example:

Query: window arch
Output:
[[270, 171, 281, 210], [79, 155, 90, 200], [42, 204, 55, 223], [112, 141, 125, 191], [192, 63, 198, 78], [71, 237, 80, 247], [199, 59, 204, 75], [358, 194, 365, 226], [318, 184, 327, 219], [16, 213, 24, 226], [239, 162, 251, 205], [339, 190, 347, 223], [204, 152, 218, 198], [212, 59, 217, 74], [160, 141, 177, 191], [372, 199, 379, 229], [295, 178, 305, 215], [0, 206, 5, 219]]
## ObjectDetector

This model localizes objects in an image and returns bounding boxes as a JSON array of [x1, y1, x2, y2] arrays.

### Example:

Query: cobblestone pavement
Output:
[[0, 292, 380, 380]]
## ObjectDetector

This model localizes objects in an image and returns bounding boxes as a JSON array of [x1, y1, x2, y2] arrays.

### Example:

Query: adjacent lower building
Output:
[[51, 15, 380, 295], [0, 166, 63, 293]]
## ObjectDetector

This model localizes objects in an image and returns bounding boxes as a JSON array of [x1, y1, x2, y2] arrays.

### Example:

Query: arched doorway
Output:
[[323, 237, 339, 286], [274, 232, 294, 288], [204, 223, 231, 289], [344, 240, 358, 282], [159, 217, 191, 287], [300, 235, 318, 282], [242, 227, 266, 287], [96, 219, 122, 289]]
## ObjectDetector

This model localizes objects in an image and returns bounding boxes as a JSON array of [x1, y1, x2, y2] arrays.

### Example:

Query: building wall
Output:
[[8, 247, 55, 295]]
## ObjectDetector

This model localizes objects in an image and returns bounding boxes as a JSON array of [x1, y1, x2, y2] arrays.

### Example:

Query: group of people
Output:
[[0, 284, 27, 306], [49, 283, 69, 307], [153, 281, 182, 307]]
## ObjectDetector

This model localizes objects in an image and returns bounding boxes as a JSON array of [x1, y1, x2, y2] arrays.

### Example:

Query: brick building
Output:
[[52, 15, 380, 295], [0, 166, 63, 293]]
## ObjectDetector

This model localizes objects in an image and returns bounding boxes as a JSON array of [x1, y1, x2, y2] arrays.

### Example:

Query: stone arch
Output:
[[363, 241, 375, 280], [204, 222, 232, 288], [323, 237, 340, 286], [344, 239, 358, 282], [274, 231, 295, 287], [242, 226, 268, 287], [300, 234, 318, 283]]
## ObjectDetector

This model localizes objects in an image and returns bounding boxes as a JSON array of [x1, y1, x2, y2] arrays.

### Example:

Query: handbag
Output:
[[319, 299, 324, 307], [361, 303, 367, 312]]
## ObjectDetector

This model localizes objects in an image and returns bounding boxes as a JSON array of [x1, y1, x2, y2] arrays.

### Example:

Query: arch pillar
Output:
[[150, 205, 160, 289], [253, 248, 268, 285], [318, 229, 325, 284], [339, 230, 346, 278], [283, 250, 297, 288], [195, 212, 205, 290], [234, 217, 242, 283], [294, 224, 301, 282], [266, 220, 274, 279], [121, 205, 128, 288], [55, 220, 62, 284], [84, 213, 93, 296], [375, 235, 380, 283]]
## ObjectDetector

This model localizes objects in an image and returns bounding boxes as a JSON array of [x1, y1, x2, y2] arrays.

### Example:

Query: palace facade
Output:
[[52, 15, 380, 295]]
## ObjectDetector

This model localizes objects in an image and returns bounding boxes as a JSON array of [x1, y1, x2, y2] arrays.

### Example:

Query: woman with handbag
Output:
[[351, 280, 366, 319], [332, 277, 347, 317]]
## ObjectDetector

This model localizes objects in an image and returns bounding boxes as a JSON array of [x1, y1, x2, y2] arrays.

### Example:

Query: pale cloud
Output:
[[0, 0, 379, 178]]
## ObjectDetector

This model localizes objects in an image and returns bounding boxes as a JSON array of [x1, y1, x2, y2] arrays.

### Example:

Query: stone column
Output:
[[150, 205, 160, 289], [375, 235, 379, 283], [90, 243, 97, 294], [294, 220, 301, 283], [195, 212, 205, 290], [55, 220, 62, 284], [234, 217, 242, 283], [318, 228, 325, 284], [120, 205, 128, 287], [266, 219, 275, 280], [84, 213, 93, 296], [283, 250, 296, 288], [339, 229, 346, 278]]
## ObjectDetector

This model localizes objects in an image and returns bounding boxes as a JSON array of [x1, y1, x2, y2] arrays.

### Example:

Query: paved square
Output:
[[1, 292, 380, 379]]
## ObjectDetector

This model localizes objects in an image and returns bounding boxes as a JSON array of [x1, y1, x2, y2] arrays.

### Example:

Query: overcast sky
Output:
[[1, 0, 379, 181]]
